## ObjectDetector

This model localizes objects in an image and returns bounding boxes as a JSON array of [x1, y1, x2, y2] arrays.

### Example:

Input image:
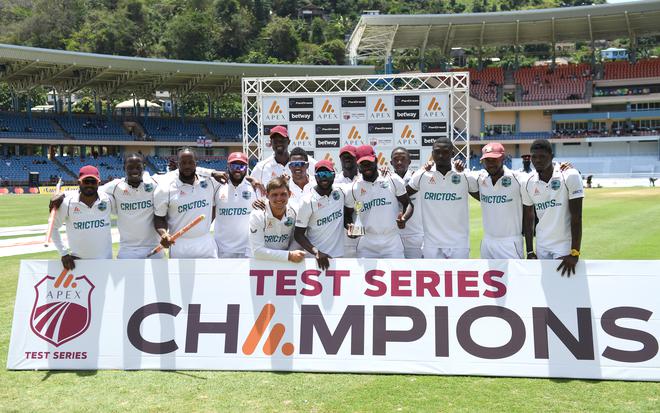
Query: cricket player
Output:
[[294, 160, 345, 270], [154, 148, 219, 258], [334, 145, 359, 258], [251, 125, 316, 185], [344, 145, 413, 259], [522, 139, 584, 276], [473, 143, 528, 259], [248, 177, 305, 263], [50, 165, 113, 269], [390, 147, 424, 258], [213, 151, 256, 258], [286, 147, 315, 212], [407, 137, 478, 259]]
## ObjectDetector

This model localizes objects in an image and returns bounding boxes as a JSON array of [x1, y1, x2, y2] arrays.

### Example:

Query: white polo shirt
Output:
[[288, 179, 315, 212], [251, 155, 317, 185], [153, 171, 218, 239], [51, 191, 114, 259], [295, 187, 345, 257], [399, 169, 423, 238], [409, 166, 478, 249], [101, 177, 160, 250], [214, 179, 256, 255], [248, 202, 297, 262], [522, 164, 584, 253], [476, 166, 527, 239], [344, 173, 406, 236]]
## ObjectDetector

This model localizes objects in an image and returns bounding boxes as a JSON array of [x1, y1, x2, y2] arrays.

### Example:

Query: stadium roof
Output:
[[0, 43, 375, 96], [347, 0, 660, 61]]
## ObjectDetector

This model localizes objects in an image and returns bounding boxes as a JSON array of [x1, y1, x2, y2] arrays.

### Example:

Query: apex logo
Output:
[[242, 304, 294, 356], [399, 125, 416, 144], [360, 188, 367, 195], [30, 269, 94, 347], [268, 101, 283, 114], [346, 126, 363, 145], [323, 153, 334, 163], [377, 152, 387, 166], [427, 97, 442, 111], [429, 176, 436, 184], [295, 127, 309, 141], [320, 99, 335, 114], [373, 98, 388, 113]]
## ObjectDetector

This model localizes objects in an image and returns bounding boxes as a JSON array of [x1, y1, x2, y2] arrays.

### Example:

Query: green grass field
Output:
[[0, 189, 659, 411]]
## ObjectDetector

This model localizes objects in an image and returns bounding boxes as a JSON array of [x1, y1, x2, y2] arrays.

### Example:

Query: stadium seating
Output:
[[140, 118, 207, 142], [0, 112, 63, 139], [205, 119, 242, 142], [516, 64, 591, 102], [0, 155, 66, 184], [453, 67, 503, 103], [481, 131, 554, 140], [56, 116, 133, 141], [603, 59, 660, 80], [56, 155, 125, 182]]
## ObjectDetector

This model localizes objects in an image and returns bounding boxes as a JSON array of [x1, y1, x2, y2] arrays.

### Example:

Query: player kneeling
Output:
[[248, 177, 305, 263]]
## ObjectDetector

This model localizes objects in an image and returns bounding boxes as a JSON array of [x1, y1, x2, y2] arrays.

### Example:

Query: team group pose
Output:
[[49, 125, 584, 275]]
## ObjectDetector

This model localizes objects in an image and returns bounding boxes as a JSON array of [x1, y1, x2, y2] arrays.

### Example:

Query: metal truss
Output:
[[347, 23, 398, 62], [242, 72, 470, 167]]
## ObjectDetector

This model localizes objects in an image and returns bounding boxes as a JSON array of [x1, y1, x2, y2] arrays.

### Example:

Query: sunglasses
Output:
[[229, 163, 247, 172], [289, 161, 308, 168], [315, 170, 335, 179]]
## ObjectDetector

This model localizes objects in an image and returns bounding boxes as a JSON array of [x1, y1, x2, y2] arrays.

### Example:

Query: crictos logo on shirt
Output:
[[424, 192, 460, 201], [535, 200, 560, 211], [316, 210, 343, 227], [178, 200, 209, 213], [218, 207, 249, 216], [361, 197, 391, 212], [480, 194, 511, 204], [73, 219, 108, 230], [120, 200, 153, 211]]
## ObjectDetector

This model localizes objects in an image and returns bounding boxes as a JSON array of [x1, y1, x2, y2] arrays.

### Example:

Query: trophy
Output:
[[348, 201, 366, 237]]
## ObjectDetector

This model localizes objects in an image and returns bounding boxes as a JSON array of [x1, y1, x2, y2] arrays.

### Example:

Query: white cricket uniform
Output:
[[154, 172, 219, 258], [409, 166, 478, 259], [51, 191, 114, 259], [295, 187, 345, 258], [101, 177, 163, 259], [475, 167, 527, 259], [251, 155, 317, 186], [399, 169, 423, 259], [288, 179, 315, 212], [522, 164, 584, 259], [213, 179, 256, 258], [248, 201, 297, 262], [334, 173, 359, 258], [344, 173, 406, 258]]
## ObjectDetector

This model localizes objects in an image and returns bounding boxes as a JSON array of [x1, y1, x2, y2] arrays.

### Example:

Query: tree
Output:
[[11, 0, 86, 50], [321, 39, 346, 65], [66, 10, 138, 56], [160, 10, 214, 60], [271, 0, 298, 18], [309, 17, 326, 44], [214, 6, 257, 59], [298, 43, 333, 65], [260, 17, 300, 62]]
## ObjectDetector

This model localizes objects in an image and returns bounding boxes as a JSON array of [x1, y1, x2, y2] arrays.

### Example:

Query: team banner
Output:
[[261, 92, 450, 168], [7, 259, 660, 381]]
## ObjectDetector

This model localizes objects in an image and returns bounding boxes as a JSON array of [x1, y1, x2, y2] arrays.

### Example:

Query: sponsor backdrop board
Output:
[[8, 259, 660, 381], [260, 93, 449, 168]]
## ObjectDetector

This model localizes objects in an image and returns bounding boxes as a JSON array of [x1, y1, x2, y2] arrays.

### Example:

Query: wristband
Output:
[[570, 249, 580, 257]]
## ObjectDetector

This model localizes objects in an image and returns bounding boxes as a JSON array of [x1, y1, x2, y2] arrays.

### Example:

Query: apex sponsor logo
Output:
[[369, 97, 392, 120], [422, 96, 448, 119], [397, 125, 419, 146], [316, 99, 339, 121], [264, 100, 286, 122], [30, 269, 94, 347], [377, 152, 388, 166], [293, 127, 313, 147], [242, 304, 295, 356], [346, 126, 363, 145], [323, 153, 334, 163]]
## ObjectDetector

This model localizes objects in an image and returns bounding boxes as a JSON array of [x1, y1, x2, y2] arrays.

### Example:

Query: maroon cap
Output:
[[78, 165, 100, 182], [356, 144, 376, 164], [480, 142, 505, 160], [339, 145, 357, 158], [228, 152, 248, 164], [269, 125, 288, 139], [314, 159, 335, 172]]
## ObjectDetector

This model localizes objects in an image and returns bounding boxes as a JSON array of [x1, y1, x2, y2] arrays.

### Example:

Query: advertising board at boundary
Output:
[[7, 259, 660, 381]]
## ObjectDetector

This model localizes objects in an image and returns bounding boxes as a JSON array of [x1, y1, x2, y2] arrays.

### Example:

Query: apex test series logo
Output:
[[346, 126, 363, 145], [242, 304, 295, 356], [292, 126, 313, 148], [316, 98, 339, 121], [264, 99, 287, 122], [422, 95, 448, 120], [30, 270, 94, 346], [398, 125, 417, 145], [368, 96, 392, 120]]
